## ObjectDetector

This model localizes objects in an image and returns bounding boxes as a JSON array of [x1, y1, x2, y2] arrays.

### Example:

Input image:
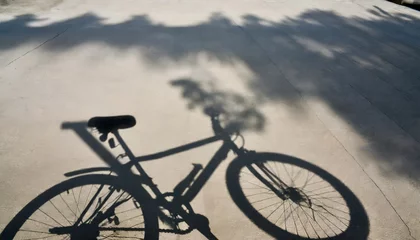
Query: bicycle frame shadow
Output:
[[62, 120, 370, 239], [61, 118, 248, 239]]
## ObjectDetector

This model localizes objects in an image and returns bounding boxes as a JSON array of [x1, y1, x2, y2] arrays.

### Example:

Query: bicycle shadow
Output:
[[1, 71, 370, 239], [1, 114, 369, 240], [1, 73, 370, 239]]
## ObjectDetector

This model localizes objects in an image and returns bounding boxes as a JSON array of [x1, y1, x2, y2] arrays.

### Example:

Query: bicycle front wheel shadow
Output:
[[1, 174, 159, 240], [226, 152, 369, 240]]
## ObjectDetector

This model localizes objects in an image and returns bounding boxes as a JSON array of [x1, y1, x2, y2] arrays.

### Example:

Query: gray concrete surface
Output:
[[1, 0, 420, 239]]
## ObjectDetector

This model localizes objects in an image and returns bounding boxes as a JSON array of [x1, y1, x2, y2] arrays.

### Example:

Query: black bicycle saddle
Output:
[[87, 115, 136, 133]]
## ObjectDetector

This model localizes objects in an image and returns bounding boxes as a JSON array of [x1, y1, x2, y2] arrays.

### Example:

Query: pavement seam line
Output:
[[327, 129, 416, 240], [325, 47, 420, 146], [6, 27, 69, 67], [232, 19, 416, 240]]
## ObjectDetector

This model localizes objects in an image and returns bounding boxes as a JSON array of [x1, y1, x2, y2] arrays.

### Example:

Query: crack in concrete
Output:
[[337, 81, 417, 239], [6, 27, 69, 67], [327, 130, 416, 240]]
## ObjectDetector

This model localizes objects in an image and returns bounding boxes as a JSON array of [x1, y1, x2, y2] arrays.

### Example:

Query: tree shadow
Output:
[[2, 9, 420, 182], [170, 77, 265, 133]]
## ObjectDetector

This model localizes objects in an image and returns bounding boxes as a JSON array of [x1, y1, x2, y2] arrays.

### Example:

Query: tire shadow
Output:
[[226, 152, 370, 240]]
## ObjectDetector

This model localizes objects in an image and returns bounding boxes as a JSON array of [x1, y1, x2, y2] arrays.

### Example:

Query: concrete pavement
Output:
[[1, 0, 420, 239]]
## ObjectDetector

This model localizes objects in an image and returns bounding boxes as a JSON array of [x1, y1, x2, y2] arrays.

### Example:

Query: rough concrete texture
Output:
[[1, 0, 420, 239]]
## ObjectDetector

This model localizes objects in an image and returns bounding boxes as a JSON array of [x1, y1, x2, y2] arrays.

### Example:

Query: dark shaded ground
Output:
[[1, 8, 420, 184]]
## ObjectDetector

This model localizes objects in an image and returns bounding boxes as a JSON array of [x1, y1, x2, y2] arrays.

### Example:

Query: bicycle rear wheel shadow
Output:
[[0, 174, 159, 240], [226, 152, 369, 240]]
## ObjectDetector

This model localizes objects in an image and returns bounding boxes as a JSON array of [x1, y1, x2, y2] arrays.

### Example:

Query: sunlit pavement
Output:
[[1, 0, 420, 239]]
